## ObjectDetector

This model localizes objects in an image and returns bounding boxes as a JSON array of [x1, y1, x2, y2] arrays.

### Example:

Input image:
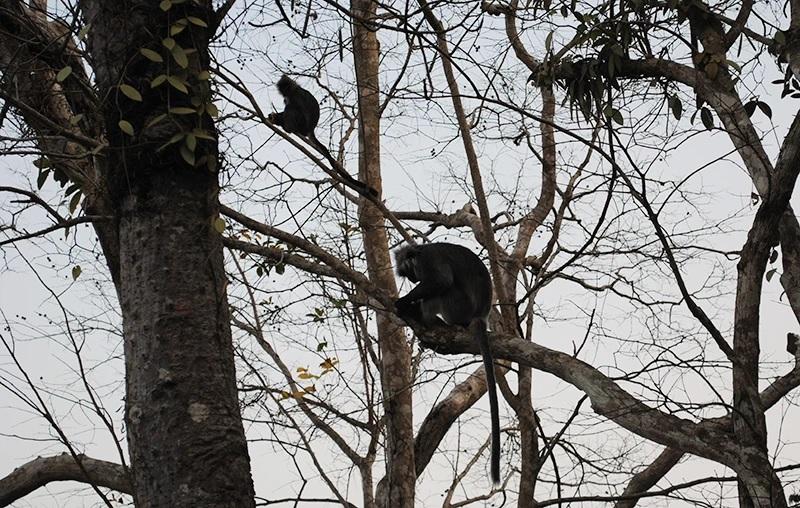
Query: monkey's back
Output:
[[421, 243, 492, 322]]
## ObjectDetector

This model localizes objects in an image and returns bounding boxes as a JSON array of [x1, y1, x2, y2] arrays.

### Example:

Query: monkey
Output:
[[268, 75, 378, 197], [393, 242, 500, 486]]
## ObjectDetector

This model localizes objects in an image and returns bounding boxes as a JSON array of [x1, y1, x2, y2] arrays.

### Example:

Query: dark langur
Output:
[[268, 75, 377, 197], [394, 242, 500, 485]]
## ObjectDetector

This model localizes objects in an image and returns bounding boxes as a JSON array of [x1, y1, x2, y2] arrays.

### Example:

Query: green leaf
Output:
[[205, 102, 219, 117], [118, 120, 135, 136], [140, 48, 163, 62], [170, 22, 187, 36], [168, 107, 197, 115], [187, 16, 208, 27], [213, 217, 226, 233], [185, 133, 197, 151], [316, 341, 328, 352], [145, 113, 168, 129], [774, 30, 786, 45], [77, 24, 91, 41], [171, 45, 188, 68], [157, 132, 184, 151], [119, 84, 143, 101], [71, 265, 82, 281], [766, 268, 777, 282], [197, 70, 210, 81], [770, 249, 779, 264], [180, 144, 195, 165], [159, 0, 172, 11], [69, 113, 84, 126], [192, 128, 215, 140], [56, 66, 72, 82], [545, 31, 553, 52], [612, 110, 623, 125], [162, 37, 176, 50], [167, 75, 189, 93], [151, 74, 168, 88]]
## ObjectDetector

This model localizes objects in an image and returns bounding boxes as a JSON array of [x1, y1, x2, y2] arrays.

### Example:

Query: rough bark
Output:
[[0, 454, 131, 506], [614, 448, 683, 508], [730, 114, 800, 507], [351, 1, 416, 505], [77, 1, 255, 506]]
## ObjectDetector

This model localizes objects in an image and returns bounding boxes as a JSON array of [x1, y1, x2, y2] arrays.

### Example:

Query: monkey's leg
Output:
[[419, 298, 448, 327], [395, 297, 423, 322]]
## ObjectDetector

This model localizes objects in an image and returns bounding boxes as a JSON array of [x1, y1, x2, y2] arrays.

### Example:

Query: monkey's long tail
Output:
[[308, 134, 378, 197], [471, 317, 500, 486]]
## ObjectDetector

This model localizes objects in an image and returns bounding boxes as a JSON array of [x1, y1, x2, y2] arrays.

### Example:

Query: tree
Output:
[[1, 0, 800, 506]]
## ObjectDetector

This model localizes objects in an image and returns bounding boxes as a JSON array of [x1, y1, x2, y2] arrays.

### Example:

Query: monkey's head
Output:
[[394, 245, 419, 283], [276, 74, 298, 97]]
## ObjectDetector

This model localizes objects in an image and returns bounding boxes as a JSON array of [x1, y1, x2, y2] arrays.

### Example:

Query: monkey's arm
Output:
[[268, 112, 284, 127]]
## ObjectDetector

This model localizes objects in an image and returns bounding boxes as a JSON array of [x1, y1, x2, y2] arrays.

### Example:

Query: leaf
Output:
[[612, 109, 623, 125], [37, 169, 49, 189], [757, 101, 772, 119], [187, 16, 208, 27], [726, 59, 741, 72], [140, 48, 164, 62], [151, 74, 168, 88], [669, 95, 682, 120], [145, 113, 168, 129], [69, 113, 84, 126], [167, 75, 189, 93], [169, 107, 197, 115], [118, 120, 135, 136], [213, 217, 226, 233], [197, 70, 210, 80], [770, 249, 779, 264], [171, 45, 188, 68], [192, 128, 215, 140], [316, 341, 328, 352], [158, 132, 184, 151], [185, 133, 196, 151], [180, 144, 195, 165], [700, 107, 714, 130], [205, 102, 219, 117], [33, 157, 51, 169], [56, 66, 72, 82], [766, 268, 777, 282], [159, 0, 172, 11], [78, 24, 90, 41], [170, 22, 187, 36], [298, 372, 317, 380], [71, 265, 82, 280], [162, 37, 176, 50], [774, 30, 786, 45], [744, 100, 757, 117], [119, 84, 143, 101], [545, 31, 553, 52], [69, 191, 82, 214]]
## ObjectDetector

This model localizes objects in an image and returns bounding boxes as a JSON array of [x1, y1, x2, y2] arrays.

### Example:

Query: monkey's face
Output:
[[396, 257, 418, 283]]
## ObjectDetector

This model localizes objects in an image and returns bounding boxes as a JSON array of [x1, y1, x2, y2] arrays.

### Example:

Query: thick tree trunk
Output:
[[79, 1, 255, 506], [351, 1, 416, 505]]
